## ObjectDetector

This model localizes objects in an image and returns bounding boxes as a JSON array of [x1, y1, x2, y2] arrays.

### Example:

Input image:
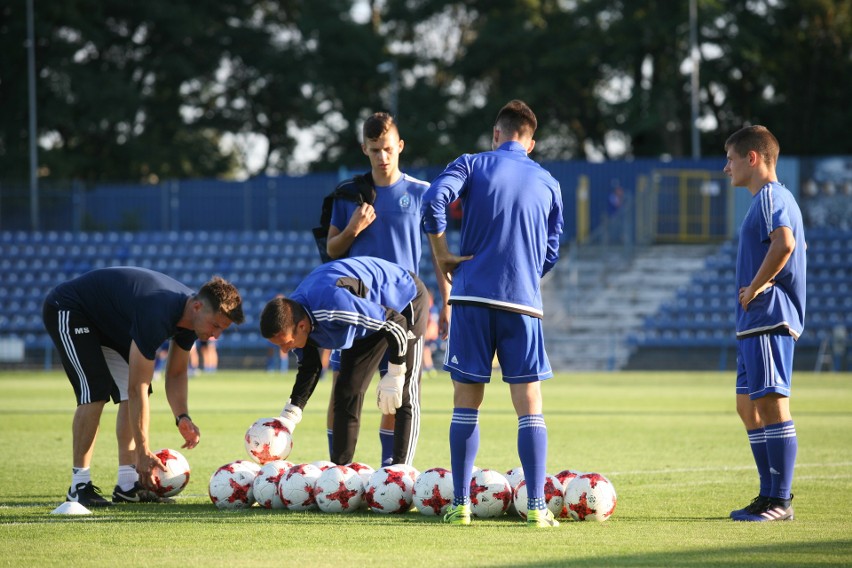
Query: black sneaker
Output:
[[733, 494, 794, 522], [730, 495, 770, 519], [112, 482, 175, 504], [66, 482, 114, 507]]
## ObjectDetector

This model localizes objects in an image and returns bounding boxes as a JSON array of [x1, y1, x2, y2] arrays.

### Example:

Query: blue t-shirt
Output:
[[735, 182, 807, 339], [330, 173, 429, 274], [45, 267, 198, 359], [421, 141, 563, 317]]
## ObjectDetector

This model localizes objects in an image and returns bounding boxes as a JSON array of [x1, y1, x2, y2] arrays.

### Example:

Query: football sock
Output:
[[117, 464, 138, 491], [379, 428, 394, 467], [71, 467, 91, 487], [449, 407, 479, 502], [326, 429, 334, 461], [746, 427, 771, 496], [765, 420, 797, 500], [528, 496, 547, 512], [518, 414, 548, 505]]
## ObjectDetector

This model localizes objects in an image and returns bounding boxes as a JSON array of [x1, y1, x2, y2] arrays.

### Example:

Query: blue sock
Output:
[[518, 414, 548, 511], [379, 428, 394, 466], [765, 420, 797, 501], [747, 427, 771, 496], [449, 408, 479, 504], [326, 429, 334, 461]]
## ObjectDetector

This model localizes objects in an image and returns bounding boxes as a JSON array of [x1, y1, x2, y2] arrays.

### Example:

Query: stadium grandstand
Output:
[[1, 156, 850, 372]]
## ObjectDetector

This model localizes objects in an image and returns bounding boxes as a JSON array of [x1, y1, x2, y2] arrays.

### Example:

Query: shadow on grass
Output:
[[500, 539, 852, 568]]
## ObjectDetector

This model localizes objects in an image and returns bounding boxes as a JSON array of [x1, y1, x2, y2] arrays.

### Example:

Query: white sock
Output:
[[71, 467, 91, 487], [117, 465, 138, 491]]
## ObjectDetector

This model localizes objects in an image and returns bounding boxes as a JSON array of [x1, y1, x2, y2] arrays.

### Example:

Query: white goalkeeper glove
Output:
[[376, 362, 406, 415], [280, 401, 302, 425]]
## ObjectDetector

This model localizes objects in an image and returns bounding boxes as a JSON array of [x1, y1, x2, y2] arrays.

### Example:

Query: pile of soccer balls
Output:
[[207, 416, 617, 521]]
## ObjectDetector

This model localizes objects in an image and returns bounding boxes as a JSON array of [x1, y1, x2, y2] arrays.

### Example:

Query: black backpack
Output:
[[312, 173, 376, 263]]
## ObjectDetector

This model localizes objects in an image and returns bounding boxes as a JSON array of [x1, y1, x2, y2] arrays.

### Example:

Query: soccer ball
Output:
[[347, 462, 376, 510], [364, 465, 415, 514], [252, 460, 293, 509], [315, 465, 364, 513], [394, 464, 420, 485], [310, 460, 336, 472], [151, 448, 190, 497], [513, 474, 564, 520], [244, 417, 294, 464], [413, 467, 453, 516], [564, 473, 617, 522], [469, 468, 512, 518], [208, 460, 261, 509], [504, 466, 525, 515], [279, 463, 323, 511], [346, 462, 375, 485], [555, 468, 583, 518]]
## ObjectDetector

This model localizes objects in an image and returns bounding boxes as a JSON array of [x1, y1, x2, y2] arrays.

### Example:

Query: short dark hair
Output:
[[195, 276, 244, 324], [363, 112, 398, 141], [495, 99, 537, 139], [724, 125, 780, 167], [260, 297, 308, 338]]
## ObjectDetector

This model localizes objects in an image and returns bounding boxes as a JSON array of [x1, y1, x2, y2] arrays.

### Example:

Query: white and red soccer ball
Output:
[[469, 468, 512, 518], [347, 462, 376, 510], [279, 463, 323, 511], [244, 417, 294, 464], [315, 465, 364, 513], [504, 466, 525, 515], [151, 448, 190, 498], [513, 474, 564, 520], [252, 460, 293, 509], [555, 468, 583, 518], [364, 465, 415, 514], [413, 467, 453, 516], [564, 472, 617, 521], [208, 460, 261, 509]]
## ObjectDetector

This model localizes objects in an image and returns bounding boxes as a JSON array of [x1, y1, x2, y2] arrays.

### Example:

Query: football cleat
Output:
[[112, 482, 175, 504], [443, 503, 471, 525], [527, 507, 560, 528], [730, 495, 770, 519], [733, 495, 794, 522], [66, 482, 114, 507]]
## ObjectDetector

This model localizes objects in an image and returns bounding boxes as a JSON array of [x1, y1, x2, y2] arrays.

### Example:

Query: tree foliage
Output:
[[1, 0, 850, 184]]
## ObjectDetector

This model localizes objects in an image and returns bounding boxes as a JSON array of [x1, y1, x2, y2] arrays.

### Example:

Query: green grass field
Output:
[[1, 370, 850, 567]]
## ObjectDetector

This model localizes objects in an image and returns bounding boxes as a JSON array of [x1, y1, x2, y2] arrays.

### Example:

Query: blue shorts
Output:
[[329, 349, 388, 375], [736, 333, 795, 399], [443, 304, 552, 384]]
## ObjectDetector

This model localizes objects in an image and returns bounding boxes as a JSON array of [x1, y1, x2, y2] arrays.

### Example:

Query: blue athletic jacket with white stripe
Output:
[[421, 141, 563, 318], [287, 256, 417, 408], [290, 256, 416, 362]]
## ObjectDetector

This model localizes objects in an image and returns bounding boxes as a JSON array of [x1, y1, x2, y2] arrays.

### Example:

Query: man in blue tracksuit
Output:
[[421, 99, 564, 527], [259, 256, 428, 466]]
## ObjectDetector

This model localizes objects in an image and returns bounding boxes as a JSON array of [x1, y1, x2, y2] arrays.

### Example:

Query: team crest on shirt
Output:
[[399, 193, 412, 209]]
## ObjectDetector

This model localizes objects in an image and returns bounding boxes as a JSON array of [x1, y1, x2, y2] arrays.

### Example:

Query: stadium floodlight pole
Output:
[[27, 0, 40, 230], [376, 60, 399, 118], [689, 0, 701, 159]]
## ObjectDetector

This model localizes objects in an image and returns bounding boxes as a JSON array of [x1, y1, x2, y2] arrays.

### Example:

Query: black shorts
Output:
[[43, 300, 126, 405]]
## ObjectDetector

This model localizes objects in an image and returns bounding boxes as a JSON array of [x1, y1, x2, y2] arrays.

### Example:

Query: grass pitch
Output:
[[1, 369, 850, 567]]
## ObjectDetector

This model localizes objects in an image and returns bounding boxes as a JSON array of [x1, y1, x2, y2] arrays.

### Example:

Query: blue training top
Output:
[[290, 257, 417, 360], [421, 141, 563, 318], [735, 182, 807, 339], [44, 266, 198, 359], [330, 173, 430, 274]]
